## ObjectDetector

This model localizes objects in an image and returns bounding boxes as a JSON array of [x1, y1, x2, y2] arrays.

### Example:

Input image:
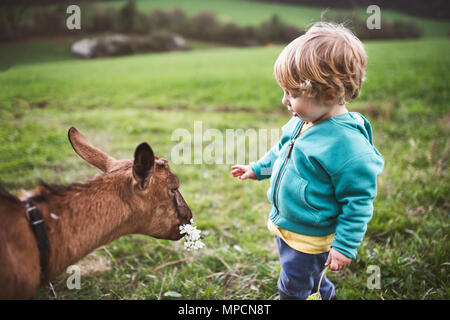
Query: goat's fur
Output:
[[0, 127, 192, 299]]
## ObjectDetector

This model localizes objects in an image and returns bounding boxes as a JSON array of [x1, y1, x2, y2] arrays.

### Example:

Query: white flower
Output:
[[179, 219, 205, 251]]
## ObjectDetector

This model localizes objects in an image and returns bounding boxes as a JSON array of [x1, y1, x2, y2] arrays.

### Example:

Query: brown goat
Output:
[[0, 127, 192, 299]]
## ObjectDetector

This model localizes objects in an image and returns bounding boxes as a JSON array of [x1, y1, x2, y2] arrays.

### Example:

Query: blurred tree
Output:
[[246, 0, 450, 20], [1, 0, 117, 4], [119, 0, 137, 32], [0, 5, 27, 40]]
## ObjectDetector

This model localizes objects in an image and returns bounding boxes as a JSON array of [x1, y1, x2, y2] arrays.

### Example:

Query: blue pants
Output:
[[276, 236, 336, 300]]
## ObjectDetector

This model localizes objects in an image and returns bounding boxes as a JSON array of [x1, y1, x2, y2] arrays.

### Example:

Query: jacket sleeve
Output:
[[250, 140, 282, 180], [330, 152, 384, 259], [249, 118, 295, 180]]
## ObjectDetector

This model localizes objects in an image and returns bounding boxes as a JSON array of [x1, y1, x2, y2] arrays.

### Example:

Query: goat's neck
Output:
[[38, 181, 134, 281]]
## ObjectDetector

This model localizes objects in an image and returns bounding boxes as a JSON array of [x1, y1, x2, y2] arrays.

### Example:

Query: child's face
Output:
[[282, 89, 333, 123]]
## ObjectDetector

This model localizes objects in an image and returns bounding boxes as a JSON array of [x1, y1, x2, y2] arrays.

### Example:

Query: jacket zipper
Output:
[[272, 121, 304, 221]]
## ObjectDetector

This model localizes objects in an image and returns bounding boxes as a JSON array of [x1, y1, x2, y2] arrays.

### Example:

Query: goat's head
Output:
[[67, 127, 192, 240]]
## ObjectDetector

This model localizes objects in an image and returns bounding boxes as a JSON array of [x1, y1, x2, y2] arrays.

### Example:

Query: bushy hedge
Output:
[[247, 0, 450, 21], [327, 12, 422, 40], [0, 3, 304, 44], [0, 3, 421, 43]]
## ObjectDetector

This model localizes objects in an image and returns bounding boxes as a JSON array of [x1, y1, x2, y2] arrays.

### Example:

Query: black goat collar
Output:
[[24, 200, 49, 280]]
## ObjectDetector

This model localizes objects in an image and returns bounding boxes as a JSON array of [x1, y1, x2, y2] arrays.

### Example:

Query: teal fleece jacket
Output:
[[250, 112, 384, 259]]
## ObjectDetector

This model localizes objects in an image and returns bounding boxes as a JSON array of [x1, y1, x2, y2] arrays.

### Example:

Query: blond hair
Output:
[[273, 21, 367, 105]]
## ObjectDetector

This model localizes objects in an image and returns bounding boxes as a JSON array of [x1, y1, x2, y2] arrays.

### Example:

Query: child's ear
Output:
[[322, 88, 337, 104]]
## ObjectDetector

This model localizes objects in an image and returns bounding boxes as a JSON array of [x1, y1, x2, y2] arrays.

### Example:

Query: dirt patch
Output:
[[214, 106, 256, 113], [145, 104, 286, 115], [77, 251, 112, 276], [29, 101, 49, 109], [440, 114, 450, 130], [350, 101, 397, 120]]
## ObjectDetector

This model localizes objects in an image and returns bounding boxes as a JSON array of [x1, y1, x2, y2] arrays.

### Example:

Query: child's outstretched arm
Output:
[[231, 165, 256, 180], [234, 117, 298, 181]]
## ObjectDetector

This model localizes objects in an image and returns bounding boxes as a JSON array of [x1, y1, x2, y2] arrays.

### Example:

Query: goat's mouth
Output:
[[176, 219, 191, 240], [170, 218, 192, 240], [173, 232, 186, 241]]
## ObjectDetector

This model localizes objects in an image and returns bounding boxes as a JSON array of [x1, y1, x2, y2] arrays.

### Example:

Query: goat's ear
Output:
[[68, 127, 116, 172], [132, 143, 155, 190]]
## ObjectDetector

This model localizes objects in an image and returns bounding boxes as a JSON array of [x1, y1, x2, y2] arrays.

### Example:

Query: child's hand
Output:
[[231, 165, 257, 180], [325, 248, 352, 271]]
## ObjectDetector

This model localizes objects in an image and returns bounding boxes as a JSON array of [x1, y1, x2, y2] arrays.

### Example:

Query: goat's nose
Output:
[[175, 191, 192, 221], [183, 206, 193, 223]]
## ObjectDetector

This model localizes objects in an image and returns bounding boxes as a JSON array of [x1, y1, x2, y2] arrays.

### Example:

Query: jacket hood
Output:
[[333, 112, 374, 145]]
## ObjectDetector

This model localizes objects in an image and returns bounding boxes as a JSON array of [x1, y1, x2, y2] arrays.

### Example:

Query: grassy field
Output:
[[0, 34, 449, 299]]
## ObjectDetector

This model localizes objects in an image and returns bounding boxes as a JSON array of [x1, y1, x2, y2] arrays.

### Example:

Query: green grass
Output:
[[1, 38, 448, 114], [0, 37, 75, 71], [0, 37, 449, 300]]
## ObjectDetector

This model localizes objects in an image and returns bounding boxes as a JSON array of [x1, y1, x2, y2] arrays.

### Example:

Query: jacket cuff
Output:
[[250, 162, 270, 180], [331, 239, 357, 259]]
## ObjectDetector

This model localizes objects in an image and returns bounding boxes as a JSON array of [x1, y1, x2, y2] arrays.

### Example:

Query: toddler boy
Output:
[[231, 22, 384, 300]]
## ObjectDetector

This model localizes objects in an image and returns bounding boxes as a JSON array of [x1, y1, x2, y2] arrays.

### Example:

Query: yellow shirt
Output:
[[267, 119, 334, 254], [267, 219, 334, 254]]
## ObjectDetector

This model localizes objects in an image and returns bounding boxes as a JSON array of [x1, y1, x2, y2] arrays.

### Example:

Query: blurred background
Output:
[[1, 0, 448, 66], [0, 0, 449, 300]]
